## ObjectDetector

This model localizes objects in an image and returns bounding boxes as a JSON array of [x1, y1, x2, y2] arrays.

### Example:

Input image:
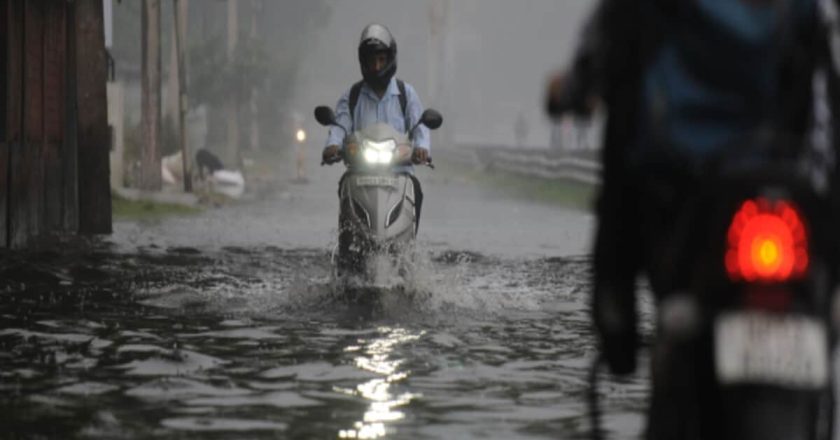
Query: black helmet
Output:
[[358, 24, 397, 90]]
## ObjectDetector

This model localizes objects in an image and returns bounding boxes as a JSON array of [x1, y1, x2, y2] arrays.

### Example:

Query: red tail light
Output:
[[725, 199, 809, 282]]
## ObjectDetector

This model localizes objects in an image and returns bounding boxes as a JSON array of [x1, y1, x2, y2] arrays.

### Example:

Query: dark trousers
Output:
[[408, 174, 424, 233], [593, 169, 709, 440]]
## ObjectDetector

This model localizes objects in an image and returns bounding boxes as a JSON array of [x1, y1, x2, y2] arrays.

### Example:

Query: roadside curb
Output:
[[112, 186, 200, 208]]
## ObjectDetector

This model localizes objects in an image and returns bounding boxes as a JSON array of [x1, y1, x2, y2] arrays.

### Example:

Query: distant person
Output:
[[514, 112, 528, 148], [194, 148, 245, 199], [195, 148, 225, 179], [549, 117, 576, 152]]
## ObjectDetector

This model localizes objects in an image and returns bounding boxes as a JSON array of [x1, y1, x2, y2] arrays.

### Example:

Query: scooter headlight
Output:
[[363, 148, 379, 163], [361, 139, 397, 164], [295, 129, 307, 143]]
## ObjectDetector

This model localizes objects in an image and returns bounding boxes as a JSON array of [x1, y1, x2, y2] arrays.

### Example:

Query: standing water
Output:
[[0, 169, 652, 439]]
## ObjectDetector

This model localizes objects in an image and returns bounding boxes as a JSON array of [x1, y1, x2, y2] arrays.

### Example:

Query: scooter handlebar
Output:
[[321, 149, 434, 168]]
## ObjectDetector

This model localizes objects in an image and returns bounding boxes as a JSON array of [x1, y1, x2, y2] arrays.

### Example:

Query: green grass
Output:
[[434, 151, 598, 211], [112, 192, 202, 220], [472, 169, 597, 211]]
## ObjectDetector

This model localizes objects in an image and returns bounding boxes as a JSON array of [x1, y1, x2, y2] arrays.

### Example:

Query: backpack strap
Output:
[[397, 79, 410, 135], [349, 79, 411, 135], [348, 80, 364, 132]]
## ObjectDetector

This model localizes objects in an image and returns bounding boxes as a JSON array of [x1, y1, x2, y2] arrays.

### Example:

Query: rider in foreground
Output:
[[548, 0, 839, 437]]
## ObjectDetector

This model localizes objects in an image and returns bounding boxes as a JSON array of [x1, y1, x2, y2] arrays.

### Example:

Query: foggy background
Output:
[[0, 4, 648, 439], [293, 0, 594, 149], [109, 0, 595, 175]]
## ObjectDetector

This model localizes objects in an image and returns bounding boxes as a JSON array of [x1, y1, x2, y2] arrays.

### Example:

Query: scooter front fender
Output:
[[339, 172, 416, 243]]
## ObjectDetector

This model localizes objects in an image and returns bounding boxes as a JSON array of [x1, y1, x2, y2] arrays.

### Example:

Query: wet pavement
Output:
[[0, 161, 653, 439]]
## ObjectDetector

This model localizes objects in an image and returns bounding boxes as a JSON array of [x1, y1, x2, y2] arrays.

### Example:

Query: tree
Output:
[[173, 0, 191, 191], [188, 1, 332, 156], [226, 0, 239, 168], [140, 0, 162, 190]]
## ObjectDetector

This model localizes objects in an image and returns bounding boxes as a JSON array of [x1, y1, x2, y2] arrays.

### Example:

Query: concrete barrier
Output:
[[445, 144, 601, 185]]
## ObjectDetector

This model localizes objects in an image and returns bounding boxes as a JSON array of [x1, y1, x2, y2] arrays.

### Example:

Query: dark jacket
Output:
[[561, 0, 833, 377], [562, 0, 825, 183]]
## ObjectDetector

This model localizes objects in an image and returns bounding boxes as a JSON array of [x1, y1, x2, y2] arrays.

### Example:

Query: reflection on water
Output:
[[338, 327, 424, 439], [0, 245, 649, 439]]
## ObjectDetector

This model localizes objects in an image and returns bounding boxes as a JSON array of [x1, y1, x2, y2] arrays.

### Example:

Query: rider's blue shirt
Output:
[[325, 78, 430, 173], [635, 0, 816, 164]]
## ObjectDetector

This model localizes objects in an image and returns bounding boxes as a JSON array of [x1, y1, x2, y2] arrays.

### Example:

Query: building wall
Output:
[[1, 0, 111, 249]]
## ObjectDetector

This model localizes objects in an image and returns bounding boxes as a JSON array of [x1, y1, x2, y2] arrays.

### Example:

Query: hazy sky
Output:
[[293, 0, 594, 148]]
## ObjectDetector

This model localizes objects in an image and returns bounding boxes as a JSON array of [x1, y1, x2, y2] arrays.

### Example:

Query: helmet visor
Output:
[[362, 51, 391, 74]]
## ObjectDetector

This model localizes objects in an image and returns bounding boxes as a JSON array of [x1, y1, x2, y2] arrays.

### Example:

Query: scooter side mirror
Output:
[[420, 109, 443, 130], [314, 106, 338, 127]]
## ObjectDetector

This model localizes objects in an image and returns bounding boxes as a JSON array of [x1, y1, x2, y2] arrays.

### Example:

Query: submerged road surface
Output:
[[0, 160, 653, 439]]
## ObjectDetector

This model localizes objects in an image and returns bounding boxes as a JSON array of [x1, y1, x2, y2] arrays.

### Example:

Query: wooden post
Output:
[[42, 1, 68, 232], [15, 0, 45, 247], [1, 0, 8, 247], [428, 0, 453, 149], [249, 0, 260, 152], [63, 0, 79, 233], [4, 0, 24, 248], [75, 0, 111, 233], [173, 0, 190, 192], [0, 0, 17, 247], [140, 0, 161, 191], [227, 0, 239, 167], [7, 0, 27, 248], [1, 0, 109, 247]]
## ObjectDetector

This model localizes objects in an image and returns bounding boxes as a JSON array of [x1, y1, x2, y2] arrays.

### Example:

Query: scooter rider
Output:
[[322, 23, 430, 232], [322, 24, 432, 271], [322, 24, 431, 170]]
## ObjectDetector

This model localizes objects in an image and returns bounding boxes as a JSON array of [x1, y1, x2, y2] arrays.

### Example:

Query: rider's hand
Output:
[[546, 70, 598, 117], [322, 145, 340, 164], [546, 71, 568, 113], [412, 147, 430, 165]]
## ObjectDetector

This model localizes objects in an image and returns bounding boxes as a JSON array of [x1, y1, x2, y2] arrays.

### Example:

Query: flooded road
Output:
[[0, 163, 652, 439]]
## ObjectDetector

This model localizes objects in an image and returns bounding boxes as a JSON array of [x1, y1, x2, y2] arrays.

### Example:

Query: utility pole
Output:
[[173, 0, 191, 192], [227, 0, 240, 167], [428, 0, 444, 106], [249, 0, 261, 152], [428, 0, 453, 148], [141, 0, 162, 191]]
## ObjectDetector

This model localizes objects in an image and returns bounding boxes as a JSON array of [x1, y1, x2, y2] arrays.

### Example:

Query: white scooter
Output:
[[314, 105, 442, 291]]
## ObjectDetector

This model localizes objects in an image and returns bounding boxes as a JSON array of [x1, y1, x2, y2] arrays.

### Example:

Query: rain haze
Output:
[[2, 1, 835, 439], [294, 0, 594, 148]]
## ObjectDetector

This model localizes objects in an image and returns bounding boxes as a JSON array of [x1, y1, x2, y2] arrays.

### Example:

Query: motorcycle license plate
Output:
[[356, 176, 399, 188], [714, 312, 828, 388]]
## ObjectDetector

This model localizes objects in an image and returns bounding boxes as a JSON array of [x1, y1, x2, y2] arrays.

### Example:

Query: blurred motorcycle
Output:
[[589, 141, 838, 440]]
